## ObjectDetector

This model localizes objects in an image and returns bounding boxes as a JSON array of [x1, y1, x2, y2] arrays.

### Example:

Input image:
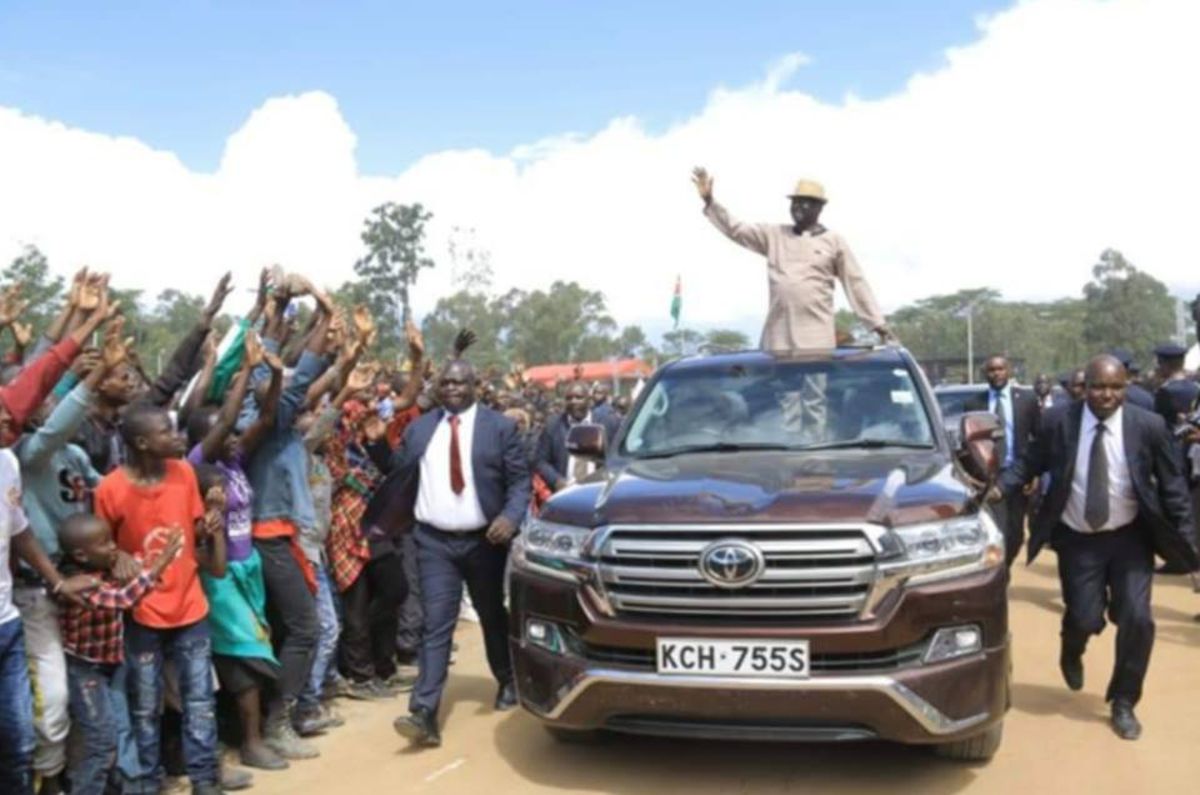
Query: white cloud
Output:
[[1, 0, 1197, 341]]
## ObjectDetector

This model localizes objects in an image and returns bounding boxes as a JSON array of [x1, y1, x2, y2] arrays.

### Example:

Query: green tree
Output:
[[500, 281, 617, 365], [1, 245, 65, 335], [1082, 249, 1174, 364], [661, 328, 703, 359], [354, 202, 436, 349], [422, 289, 508, 371], [702, 328, 750, 351]]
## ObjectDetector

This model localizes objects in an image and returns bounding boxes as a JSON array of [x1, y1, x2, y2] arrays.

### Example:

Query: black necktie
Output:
[[1084, 422, 1109, 531], [993, 392, 1008, 464]]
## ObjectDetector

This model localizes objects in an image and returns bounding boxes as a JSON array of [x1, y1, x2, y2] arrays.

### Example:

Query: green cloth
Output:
[[206, 318, 249, 403], [200, 548, 278, 664]]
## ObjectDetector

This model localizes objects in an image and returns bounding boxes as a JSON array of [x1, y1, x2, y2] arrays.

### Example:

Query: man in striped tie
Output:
[[371, 350, 531, 748]]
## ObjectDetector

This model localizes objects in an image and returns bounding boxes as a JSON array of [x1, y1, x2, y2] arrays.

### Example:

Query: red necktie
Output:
[[448, 415, 465, 495]]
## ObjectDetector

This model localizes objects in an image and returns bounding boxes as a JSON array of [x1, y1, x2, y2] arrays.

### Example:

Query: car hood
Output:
[[539, 450, 973, 528]]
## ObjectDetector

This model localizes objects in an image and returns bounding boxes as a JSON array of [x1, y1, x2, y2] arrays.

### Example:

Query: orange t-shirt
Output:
[[95, 459, 208, 628]]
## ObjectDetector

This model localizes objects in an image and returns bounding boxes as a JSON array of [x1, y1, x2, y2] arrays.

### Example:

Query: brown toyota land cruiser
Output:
[[508, 347, 1009, 760]]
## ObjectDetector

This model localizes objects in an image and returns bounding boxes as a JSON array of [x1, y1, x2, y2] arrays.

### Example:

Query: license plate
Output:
[[656, 638, 810, 678]]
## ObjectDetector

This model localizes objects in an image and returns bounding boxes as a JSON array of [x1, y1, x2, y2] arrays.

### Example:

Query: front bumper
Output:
[[509, 566, 1010, 744]]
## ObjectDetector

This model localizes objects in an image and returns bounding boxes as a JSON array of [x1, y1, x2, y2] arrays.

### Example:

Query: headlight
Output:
[[511, 517, 594, 581], [884, 514, 1004, 585]]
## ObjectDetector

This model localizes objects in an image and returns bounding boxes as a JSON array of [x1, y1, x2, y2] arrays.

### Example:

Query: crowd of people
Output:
[[0, 266, 631, 794], [1, 167, 1198, 794]]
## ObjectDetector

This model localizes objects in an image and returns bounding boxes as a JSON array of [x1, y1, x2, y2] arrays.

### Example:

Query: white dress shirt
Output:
[[1062, 405, 1138, 533], [415, 403, 488, 531]]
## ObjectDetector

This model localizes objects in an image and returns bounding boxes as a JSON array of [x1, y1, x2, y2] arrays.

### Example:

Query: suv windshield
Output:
[[622, 358, 936, 458]]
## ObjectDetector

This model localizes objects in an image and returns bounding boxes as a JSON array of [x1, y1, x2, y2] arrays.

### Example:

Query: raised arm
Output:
[[197, 331, 262, 462], [180, 331, 218, 429], [238, 347, 284, 456], [692, 167, 770, 255]]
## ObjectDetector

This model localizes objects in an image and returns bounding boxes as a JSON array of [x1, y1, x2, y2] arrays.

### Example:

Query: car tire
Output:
[[544, 726, 603, 744], [932, 721, 1003, 762]]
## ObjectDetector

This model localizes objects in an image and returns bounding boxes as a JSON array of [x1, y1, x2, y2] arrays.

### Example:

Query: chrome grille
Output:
[[594, 524, 878, 620]]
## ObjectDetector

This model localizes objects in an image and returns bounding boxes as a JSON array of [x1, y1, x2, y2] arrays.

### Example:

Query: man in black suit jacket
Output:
[[375, 358, 531, 748], [1000, 354, 1199, 740], [535, 380, 621, 492], [965, 355, 1041, 566]]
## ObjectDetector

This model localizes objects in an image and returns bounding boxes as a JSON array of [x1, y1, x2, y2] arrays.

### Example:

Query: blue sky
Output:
[[0, 0, 1006, 173]]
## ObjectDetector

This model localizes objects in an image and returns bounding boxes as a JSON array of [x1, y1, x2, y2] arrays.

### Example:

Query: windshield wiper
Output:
[[633, 442, 795, 460], [796, 438, 934, 451]]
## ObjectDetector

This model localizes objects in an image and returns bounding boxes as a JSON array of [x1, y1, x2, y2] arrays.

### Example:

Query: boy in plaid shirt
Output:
[[57, 514, 181, 795]]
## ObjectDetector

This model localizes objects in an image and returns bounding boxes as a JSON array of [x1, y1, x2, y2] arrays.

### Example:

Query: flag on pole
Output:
[[670, 275, 682, 328]]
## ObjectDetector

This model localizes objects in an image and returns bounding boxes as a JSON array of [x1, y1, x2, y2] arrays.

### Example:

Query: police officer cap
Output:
[[1154, 342, 1187, 359]]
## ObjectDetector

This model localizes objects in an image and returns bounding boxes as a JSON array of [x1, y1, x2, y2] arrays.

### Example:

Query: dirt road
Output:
[[245, 560, 1200, 794]]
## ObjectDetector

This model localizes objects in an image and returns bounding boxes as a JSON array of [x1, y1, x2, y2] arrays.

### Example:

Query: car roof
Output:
[[933, 384, 988, 394], [664, 346, 909, 373]]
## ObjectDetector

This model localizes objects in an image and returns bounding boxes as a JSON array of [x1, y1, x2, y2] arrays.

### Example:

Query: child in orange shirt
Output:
[[93, 403, 222, 795]]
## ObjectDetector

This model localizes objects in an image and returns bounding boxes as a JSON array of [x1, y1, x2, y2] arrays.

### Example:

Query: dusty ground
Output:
[[244, 560, 1200, 794]]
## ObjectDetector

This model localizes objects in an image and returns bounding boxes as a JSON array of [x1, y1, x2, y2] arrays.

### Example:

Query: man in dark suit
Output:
[[374, 357, 531, 748], [1152, 343, 1200, 574], [535, 380, 621, 492], [1000, 354, 1199, 740], [965, 355, 1041, 565]]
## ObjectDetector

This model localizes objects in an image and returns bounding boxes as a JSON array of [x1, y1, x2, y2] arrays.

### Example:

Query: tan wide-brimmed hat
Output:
[[787, 179, 827, 201]]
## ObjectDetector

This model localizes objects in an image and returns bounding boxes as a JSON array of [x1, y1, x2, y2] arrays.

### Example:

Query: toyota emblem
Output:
[[698, 539, 765, 589]]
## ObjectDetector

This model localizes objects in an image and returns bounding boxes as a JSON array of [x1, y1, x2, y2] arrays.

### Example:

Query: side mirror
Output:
[[566, 423, 607, 462], [958, 411, 1002, 484]]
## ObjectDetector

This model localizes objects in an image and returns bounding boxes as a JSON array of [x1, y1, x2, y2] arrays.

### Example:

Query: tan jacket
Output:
[[704, 201, 887, 350]]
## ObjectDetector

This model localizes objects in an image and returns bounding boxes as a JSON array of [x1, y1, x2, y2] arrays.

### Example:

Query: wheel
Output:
[[932, 721, 1003, 762], [544, 725, 603, 744]]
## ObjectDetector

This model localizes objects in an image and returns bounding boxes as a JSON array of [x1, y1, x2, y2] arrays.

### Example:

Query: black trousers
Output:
[[1054, 524, 1155, 705], [395, 531, 424, 660], [409, 523, 511, 715], [339, 552, 407, 683], [989, 481, 1029, 567], [255, 537, 318, 706]]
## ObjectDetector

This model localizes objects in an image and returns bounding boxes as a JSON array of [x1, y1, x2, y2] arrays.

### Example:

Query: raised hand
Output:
[[453, 328, 477, 359], [101, 317, 132, 371], [691, 166, 714, 203], [202, 272, 234, 326], [11, 321, 33, 348], [77, 274, 105, 310], [68, 268, 89, 307], [70, 348, 102, 378], [0, 284, 29, 327], [353, 304, 376, 342], [347, 361, 379, 393]]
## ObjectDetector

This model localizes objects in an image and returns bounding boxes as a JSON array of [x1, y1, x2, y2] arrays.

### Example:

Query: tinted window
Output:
[[623, 359, 936, 456]]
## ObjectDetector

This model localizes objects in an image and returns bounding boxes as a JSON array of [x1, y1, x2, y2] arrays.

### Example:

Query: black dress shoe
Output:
[[393, 708, 441, 747], [1059, 650, 1084, 691], [1110, 700, 1142, 741], [494, 681, 518, 711]]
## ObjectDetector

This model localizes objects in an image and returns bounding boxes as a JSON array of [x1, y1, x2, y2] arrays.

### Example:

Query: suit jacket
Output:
[[535, 412, 622, 490], [964, 385, 1041, 465], [362, 404, 531, 539], [1001, 401, 1199, 569]]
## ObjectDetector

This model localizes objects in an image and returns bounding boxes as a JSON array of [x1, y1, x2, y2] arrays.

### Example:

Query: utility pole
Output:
[[955, 297, 984, 384]]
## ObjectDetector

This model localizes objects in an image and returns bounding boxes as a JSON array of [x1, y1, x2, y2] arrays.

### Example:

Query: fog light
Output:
[[923, 624, 983, 664], [525, 619, 564, 655]]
